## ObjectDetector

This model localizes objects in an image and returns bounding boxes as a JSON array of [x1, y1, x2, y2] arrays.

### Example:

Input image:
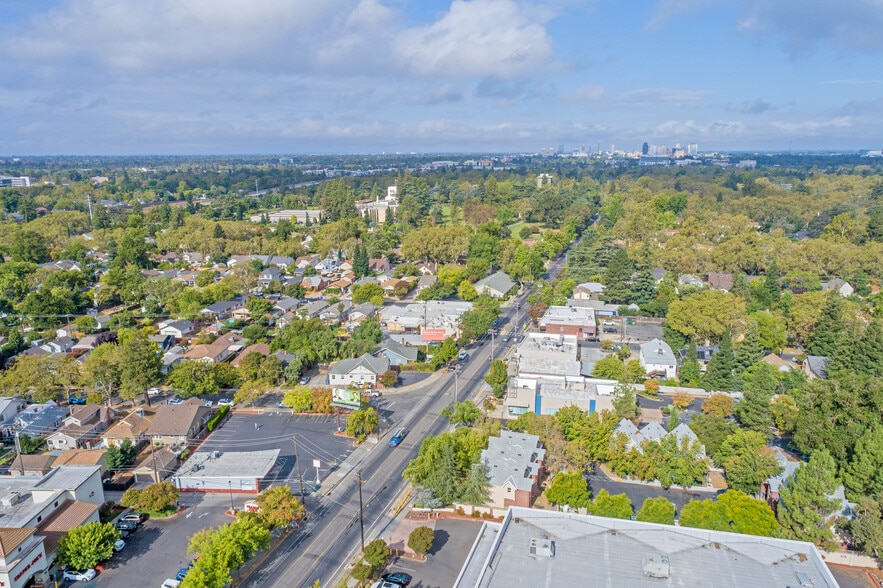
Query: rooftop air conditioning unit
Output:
[[529, 537, 555, 559], [642, 553, 670, 579], [1, 492, 21, 506]]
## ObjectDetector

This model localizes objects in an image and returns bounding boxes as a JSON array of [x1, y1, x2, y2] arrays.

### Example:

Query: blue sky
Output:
[[1, 0, 882, 155]]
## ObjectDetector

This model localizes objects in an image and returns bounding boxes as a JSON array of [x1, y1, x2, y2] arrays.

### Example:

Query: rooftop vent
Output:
[[642, 553, 670, 579], [529, 537, 555, 559], [795, 571, 814, 587]]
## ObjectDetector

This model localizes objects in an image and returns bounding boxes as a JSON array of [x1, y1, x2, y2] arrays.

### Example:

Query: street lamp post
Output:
[[454, 369, 459, 403], [228, 480, 234, 513]]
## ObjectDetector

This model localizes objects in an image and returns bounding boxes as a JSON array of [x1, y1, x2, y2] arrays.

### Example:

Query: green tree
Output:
[[635, 497, 676, 525], [717, 429, 783, 494], [666, 290, 746, 344], [408, 526, 435, 557], [702, 330, 735, 391], [57, 521, 121, 570], [104, 439, 137, 471], [679, 340, 701, 387], [352, 282, 384, 304], [679, 490, 778, 537], [17, 433, 43, 454], [734, 362, 777, 432], [137, 482, 179, 514], [346, 407, 379, 442], [701, 393, 734, 418], [806, 292, 848, 357], [777, 450, 840, 549], [10, 230, 50, 264], [848, 497, 883, 558], [733, 321, 763, 374], [765, 260, 781, 304], [282, 386, 313, 412], [687, 413, 737, 463], [842, 425, 883, 501], [364, 538, 391, 572], [441, 400, 483, 426], [167, 361, 219, 397], [588, 489, 632, 519], [612, 383, 638, 420], [459, 463, 491, 506], [602, 247, 633, 304], [592, 355, 626, 380], [119, 330, 163, 402], [255, 485, 306, 528], [546, 471, 590, 509], [184, 516, 271, 588], [484, 359, 509, 398]]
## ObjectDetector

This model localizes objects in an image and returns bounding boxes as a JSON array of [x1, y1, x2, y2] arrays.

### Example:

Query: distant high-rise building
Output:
[[0, 176, 30, 187], [688, 143, 699, 157], [642, 142, 649, 155]]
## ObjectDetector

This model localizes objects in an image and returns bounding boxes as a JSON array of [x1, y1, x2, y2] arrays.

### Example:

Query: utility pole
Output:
[[293, 435, 306, 499], [454, 370, 459, 403], [86, 193, 94, 225], [357, 469, 365, 553], [490, 329, 495, 361], [151, 447, 159, 483], [14, 431, 24, 476]]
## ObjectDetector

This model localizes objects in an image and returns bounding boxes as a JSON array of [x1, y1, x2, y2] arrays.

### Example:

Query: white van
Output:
[[161, 580, 181, 588]]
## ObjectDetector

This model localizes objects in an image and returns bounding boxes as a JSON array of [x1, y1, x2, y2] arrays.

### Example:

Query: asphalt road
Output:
[[239, 246, 571, 588]]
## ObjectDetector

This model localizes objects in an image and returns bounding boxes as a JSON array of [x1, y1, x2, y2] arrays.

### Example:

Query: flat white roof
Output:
[[177, 449, 280, 479]]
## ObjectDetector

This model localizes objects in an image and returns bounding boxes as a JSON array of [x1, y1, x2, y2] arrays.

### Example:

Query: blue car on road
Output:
[[389, 428, 408, 447]]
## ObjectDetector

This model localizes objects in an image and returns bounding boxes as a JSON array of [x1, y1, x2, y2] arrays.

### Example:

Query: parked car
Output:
[[369, 390, 382, 398], [218, 398, 234, 407], [501, 334, 510, 342], [380, 572, 413, 586], [116, 520, 137, 532], [63, 569, 97, 582], [389, 428, 408, 447], [370, 582, 403, 588], [458, 351, 469, 361], [602, 320, 615, 326], [602, 327, 618, 334], [68, 396, 87, 405], [147, 387, 163, 396], [176, 568, 190, 581], [113, 539, 126, 552], [168, 397, 185, 405], [298, 376, 310, 385], [203, 399, 214, 407], [161, 580, 181, 588], [122, 513, 145, 524]]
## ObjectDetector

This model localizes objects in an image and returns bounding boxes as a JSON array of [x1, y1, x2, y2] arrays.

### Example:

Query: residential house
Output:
[[504, 378, 615, 418], [416, 274, 437, 294], [273, 297, 300, 313], [380, 300, 473, 341], [231, 343, 270, 368], [200, 298, 243, 320], [474, 271, 517, 299], [7, 454, 56, 477], [147, 399, 213, 447], [677, 274, 705, 288], [14, 402, 68, 439], [538, 305, 597, 340], [677, 345, 718, 370], [276, 311, 297, 329], [161, 346, 185, 374], [480, 430, 545, 509], [231, 305, 252, 321], [0, 397, 27, 430], [320, 300, 352, 322], [295, 254, 320, 270], [269, 255, 294, 269], [639, 338, 678, 379], [652, 267, 667, 283], [301, 276, 326, 292], [707, 272, 734, 291], [41, 337, 74, 354], [272, 350, 297, 367], [381, 278, 408, 297], [328, 354, 390, 388], [71, 334, 101, 352], [160, 319, 194, 339], [572, 282, 605, 301], [761, 353, 799, 372], [315, 257, 340, 274], [132, 448, 179, 484], [368, 258, 391, 273], [803, 355, 829, 379], [181, 251, 206, 265], [376, 339, 419, 366], [45, 404, 114, 451], [302, 299, 329, 319], [149, 333, 176, 351], [821, 278, 854, 298], [259, 266, 282, 287], [101, 407, 154, 448], [181, 332, 244, 363], [53, 448, 108, 477]]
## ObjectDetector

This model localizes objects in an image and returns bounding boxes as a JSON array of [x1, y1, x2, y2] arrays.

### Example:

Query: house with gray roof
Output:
[[572, 281, 605, 301], [639, 338, 677, 379], [376, 339, 419, 366], [480, 430, 545, 509], [803, 355, 829, 379], [160, 319, 194, 339], [614, 418, 705, 457], [328, 354, 390, 388], [474, 271, 517, 299], [821, 277, 854, 298], [15, 402, 69, 438]]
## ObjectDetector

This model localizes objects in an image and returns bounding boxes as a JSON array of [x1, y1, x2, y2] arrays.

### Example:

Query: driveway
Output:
[[586, 465, 720, 515], [91, 494, 234, 587]]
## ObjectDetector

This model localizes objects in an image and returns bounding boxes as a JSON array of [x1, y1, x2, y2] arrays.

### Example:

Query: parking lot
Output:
[[199, 412, 357, 490], [81, 412, 359, 586], [387, 519, 482, 588], [84, 493, 235, 587]]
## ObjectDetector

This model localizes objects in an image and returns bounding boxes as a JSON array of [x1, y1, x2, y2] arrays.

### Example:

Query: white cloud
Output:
[[771, 117, 854, 134], [650, 119, 745, 137], [393, 0, 554, 78]]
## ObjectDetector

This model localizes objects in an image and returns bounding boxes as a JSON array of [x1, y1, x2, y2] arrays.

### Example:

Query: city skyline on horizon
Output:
[[2, 1, 883, 156]]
